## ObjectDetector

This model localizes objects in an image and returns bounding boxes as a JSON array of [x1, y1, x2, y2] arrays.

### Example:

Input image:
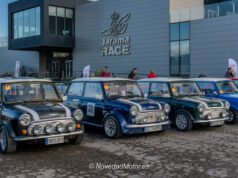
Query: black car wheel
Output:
[[104, 116, 122, 138], [0, 126, 17, 154], [175, 111, 193, 131], [69, 133, 84, 145], [227, 109, 238, 124]]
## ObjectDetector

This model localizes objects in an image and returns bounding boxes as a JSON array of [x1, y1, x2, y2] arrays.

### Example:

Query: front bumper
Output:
[[194, 118, 228, 124], [124, 121, 170, 134], [14, 130, 83, 142]]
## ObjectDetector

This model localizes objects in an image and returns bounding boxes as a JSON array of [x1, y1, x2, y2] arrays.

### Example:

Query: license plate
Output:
[[145, 125, 162, 132], [45, 136, 64, 145], [210, 120, 224, 127]]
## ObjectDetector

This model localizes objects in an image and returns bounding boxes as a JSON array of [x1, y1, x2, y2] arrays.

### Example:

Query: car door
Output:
[[81, 82, 105, 126], [66, 82, 85, 108]]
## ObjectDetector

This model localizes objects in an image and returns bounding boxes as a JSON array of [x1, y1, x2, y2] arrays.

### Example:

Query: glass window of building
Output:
[[57, 7, 65, 36], [18, 12, 23, 38], [170, 23, 179, 41], [36, 7, 41, 35], [49, 6, 74, 37], [170, 22, 190, 77], [29, 8, 36, 36], [180, 22, 190, 40], [49, 6, 57, 35], [170, 41, 180, 75], [180, 40, 190, 75], [65, 9, 74, 36], [12, 7, 41, 39], [23, 10, 29, 37]]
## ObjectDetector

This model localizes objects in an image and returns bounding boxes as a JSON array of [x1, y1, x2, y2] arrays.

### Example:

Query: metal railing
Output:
[[170, 0, 238, 23]]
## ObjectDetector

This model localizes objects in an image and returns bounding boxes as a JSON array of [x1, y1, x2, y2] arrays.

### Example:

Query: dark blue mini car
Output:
[[65, 78, 171, 138], [0, 78, 84, 153], [193, 78, 237, 124]]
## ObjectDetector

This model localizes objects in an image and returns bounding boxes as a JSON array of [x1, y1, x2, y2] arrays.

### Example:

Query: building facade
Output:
[[4, 0, 238, 78]]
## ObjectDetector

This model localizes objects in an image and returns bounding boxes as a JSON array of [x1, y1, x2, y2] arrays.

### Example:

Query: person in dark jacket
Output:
[[225, 67, 235, 78], [128, 68, 138, 80], [198, 71, 206, 78]]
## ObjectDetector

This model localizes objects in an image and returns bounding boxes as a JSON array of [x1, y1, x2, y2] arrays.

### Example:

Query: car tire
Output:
[[69, 133, 84, 145], [175, 111, 193, 131], [227, 109, 238, 124], [103, 116, 122, 138], [0, 126, 17, 154]]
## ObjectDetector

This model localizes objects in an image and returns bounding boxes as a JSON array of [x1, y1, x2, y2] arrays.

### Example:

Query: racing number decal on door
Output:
[[87, 103, 96, 117]]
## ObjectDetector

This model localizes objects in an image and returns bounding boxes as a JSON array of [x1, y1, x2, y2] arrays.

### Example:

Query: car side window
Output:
[[84, 83, 103, 100], [138, 82, 150, 95], [150, 83, 171, 97], [67, 82, 84, 97], [197, 82, 215, 95]]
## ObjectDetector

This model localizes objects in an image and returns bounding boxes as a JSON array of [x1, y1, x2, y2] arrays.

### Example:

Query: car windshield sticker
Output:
[[87, 103, 95, 117], [104, 83, 110, 90], [121, 90, 126, 96], [172, 88, 176, 93], [5, 85, 11, 91]]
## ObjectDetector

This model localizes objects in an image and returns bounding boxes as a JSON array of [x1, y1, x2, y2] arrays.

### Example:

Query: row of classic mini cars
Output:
[[0, 77, 236, 153]]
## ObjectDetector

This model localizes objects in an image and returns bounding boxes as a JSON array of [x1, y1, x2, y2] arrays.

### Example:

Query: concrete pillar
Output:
[[39, 51, 48, 78]]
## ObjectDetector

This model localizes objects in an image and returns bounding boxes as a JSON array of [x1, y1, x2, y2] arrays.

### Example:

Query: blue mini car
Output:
[[192, 78, 238, 124], [65, 78, 171, 138], [0, 78, 84, 153]]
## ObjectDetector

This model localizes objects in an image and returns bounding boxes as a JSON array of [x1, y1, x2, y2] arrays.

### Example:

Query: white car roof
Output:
[[138, 77, 190, 82], [0, 78, 52, 84], [72, 77, 134, 82], [190, 78, 231, 82]]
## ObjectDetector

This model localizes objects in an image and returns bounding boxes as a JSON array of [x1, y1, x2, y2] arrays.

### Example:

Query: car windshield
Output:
[[104, 81, 143, 99], [216, 81, 238, 94], [171, 82, 201, 97], [3, 82, 61, 104]]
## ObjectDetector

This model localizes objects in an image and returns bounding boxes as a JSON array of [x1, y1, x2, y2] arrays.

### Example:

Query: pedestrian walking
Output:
[[128, 68, 138, 80], [225, 67, 235, 78], [148, 70, 157, 78], [100, 66, 112, 77]]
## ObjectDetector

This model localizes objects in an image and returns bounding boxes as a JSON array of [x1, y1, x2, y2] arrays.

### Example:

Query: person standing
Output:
[[148, 70, 157, 78], [225, 67, 235, 78], [100, 66, 112, 77], [128, 68, 138, 80], [198, 71, 206, 78]]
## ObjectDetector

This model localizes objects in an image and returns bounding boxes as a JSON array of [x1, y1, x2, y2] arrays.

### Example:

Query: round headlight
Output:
[[198, 104, 206, 113], [164, 104, 171, 113], [19, 114, 31, 127], [33, 125, 43, 135], [45, 124, 55, 134], [130, 106, 139, 117], [68, 122, 76, 132], [73, 109, 83, 121], [225, 101, 230, 110], [57, 123, 66, 133]]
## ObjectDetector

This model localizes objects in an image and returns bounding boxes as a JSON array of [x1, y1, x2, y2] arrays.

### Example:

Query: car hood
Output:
[[13, 102, 71, 121], [219, 93, 238, 103], [114, 98, 161, 111], [180, 96, 224, 108]]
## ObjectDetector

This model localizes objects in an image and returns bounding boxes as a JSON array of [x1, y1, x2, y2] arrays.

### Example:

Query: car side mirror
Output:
[[213, 91, 218, 95], [62, 96, 67, 102]]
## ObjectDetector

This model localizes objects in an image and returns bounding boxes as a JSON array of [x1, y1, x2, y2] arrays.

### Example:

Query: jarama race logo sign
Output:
[[101, 12, 131, 56]]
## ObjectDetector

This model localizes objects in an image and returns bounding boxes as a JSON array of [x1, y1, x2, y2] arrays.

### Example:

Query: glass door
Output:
[[65, 60, 73, 79]]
